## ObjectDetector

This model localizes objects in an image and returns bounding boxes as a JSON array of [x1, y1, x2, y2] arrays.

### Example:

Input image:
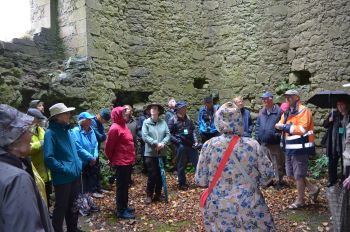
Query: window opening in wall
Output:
[[0, 0, 31, 41], [292, 70, 311, 85], [193, 78, 209, 89]]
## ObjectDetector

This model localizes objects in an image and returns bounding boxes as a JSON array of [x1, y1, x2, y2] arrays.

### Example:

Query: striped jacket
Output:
[[278, 101, 315, 155]]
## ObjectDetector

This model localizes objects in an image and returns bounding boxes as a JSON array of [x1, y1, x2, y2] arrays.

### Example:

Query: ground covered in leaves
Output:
[[79, 172, 331, 232]]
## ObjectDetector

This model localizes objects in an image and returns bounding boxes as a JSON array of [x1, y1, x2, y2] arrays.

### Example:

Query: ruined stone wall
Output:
[[287, 0, 350, 144]]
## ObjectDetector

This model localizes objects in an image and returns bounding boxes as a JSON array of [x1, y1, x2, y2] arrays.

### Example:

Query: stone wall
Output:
[[2, 0, 350, 146]]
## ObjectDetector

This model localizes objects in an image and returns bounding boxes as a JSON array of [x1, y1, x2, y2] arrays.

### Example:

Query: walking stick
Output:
[[158, 154, 169, 203]]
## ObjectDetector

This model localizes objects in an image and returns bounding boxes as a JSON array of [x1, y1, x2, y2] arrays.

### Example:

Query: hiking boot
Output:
[[126, 207, 135, 213], [116, 210, 136, 220], [145, 196, 152, 204], [179, 184, 189, 191], [153, 194, 164, 202]]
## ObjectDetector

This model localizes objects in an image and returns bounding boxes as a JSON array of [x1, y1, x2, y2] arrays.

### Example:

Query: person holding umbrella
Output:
[[142, 103, 171, 204], [322, 100, 349, 187], [275, 90, 320, 209]]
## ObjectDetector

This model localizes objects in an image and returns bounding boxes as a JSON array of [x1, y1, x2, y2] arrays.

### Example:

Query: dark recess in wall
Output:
[[193, 78, 208, 89], [113, 91, 152, 107], [293, 70, 311, 85]]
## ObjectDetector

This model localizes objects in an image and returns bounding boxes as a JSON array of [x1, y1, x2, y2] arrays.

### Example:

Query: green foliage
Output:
[[99, 153, 114, 189], [275, 80, 297, 96], [309, 154, 328, 179]]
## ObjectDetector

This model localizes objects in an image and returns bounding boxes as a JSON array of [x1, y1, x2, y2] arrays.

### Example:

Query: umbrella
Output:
[[158, 157, 168, 203], [306, 90, 350, 108]]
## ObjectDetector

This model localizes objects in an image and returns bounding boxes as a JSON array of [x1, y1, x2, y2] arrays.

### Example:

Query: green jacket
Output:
[[29, 126, 51, 183], [142, 118, 170, 157]]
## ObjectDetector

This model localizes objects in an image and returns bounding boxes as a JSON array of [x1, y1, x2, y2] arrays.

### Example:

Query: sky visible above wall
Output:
[[0, 0, 31, 41]]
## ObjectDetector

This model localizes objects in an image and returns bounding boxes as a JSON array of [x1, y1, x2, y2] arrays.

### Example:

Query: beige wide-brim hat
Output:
[[49, 103, 75, 118]]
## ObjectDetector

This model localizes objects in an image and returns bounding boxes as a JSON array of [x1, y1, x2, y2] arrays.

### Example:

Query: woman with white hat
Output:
[[44, 103, 83, 232]]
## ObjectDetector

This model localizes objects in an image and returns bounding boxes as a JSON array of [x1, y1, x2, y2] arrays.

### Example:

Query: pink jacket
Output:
[[105, 107, 135, 166]]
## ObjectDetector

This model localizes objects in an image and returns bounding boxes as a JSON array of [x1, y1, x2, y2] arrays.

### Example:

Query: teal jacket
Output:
[[71, 125, 98, 167], [142, 118, 170, 157], [44, 121, 82, 186]]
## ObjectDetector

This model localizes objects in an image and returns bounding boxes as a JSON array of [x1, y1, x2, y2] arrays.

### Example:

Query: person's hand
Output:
[[156, 143, 164, 151], [90, 158, 96, 166], [343, 176, 350, 190], [329, 116, 333, 122], [275, 123, 284, 130]]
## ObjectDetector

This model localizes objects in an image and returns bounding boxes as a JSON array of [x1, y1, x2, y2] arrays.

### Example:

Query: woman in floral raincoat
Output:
[[195, 101, 276, 231]]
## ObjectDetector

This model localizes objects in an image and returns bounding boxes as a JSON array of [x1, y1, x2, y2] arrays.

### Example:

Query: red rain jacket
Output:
[[105, 107, 135, 166]]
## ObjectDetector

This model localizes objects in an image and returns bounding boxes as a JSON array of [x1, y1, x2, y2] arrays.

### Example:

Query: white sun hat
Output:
[[49, 103, 75, 118]]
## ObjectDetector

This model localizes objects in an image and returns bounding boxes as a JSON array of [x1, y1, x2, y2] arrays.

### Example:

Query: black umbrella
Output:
[[306, 90, 350, 108]]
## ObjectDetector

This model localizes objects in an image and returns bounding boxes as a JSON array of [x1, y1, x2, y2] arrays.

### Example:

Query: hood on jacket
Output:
[[111, 107, 126, 125], [214, 101, 243, 135]]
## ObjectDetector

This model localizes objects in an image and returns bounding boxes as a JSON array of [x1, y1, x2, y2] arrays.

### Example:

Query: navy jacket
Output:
[[241, 107, 253, 138], [255, 104, 282, 145], [168, 114, 199, 147]]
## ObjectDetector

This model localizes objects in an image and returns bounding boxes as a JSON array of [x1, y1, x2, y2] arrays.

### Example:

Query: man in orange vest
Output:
[[275, 89, 320, 209]]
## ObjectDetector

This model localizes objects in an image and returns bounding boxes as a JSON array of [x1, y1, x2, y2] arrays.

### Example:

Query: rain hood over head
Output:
[[214, 101, 243, 135], [111, 106, 126, 125], [0, 104, 34, 149]]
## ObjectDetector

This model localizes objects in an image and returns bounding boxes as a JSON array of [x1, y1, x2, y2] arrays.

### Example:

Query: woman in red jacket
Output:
[[105, 106, 136, 219]]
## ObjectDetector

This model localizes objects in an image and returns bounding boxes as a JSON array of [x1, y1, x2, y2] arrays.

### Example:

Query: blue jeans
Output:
[[175, 144, 199, 186]]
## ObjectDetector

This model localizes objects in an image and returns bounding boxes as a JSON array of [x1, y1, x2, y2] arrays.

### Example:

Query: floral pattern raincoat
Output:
[[195, 101, 276, 231]]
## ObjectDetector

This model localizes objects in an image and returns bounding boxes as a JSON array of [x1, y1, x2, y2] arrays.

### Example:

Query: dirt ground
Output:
[[78, 172, 331, 232]]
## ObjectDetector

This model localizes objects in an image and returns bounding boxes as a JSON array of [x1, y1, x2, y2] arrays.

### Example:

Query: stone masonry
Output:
[[1, 0, 350, 147]]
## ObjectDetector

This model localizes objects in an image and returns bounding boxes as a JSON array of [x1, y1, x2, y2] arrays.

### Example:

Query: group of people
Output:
[[1, 88, 350, 231]]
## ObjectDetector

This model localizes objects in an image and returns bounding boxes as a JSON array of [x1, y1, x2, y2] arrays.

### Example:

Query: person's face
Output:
[[150, 106, 159, 116], [123, 105, 132, 117], [36, 102, 44, 113], [177, 107, 187, 116], [8, 130, 33, 157], [285, 95, 298, 106], [81, 119, 92, 128], [168, 99, 176, 109], [235, 99, 244, 109], [337, 101, 347, 114], [57, 112, 71, 124], [262, 97, 273, 108], [122, 108, 128, 120], [205, 101, 213, 110]]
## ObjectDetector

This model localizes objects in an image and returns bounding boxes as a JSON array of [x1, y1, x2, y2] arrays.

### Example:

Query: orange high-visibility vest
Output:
[[279, 101, 315, 155]]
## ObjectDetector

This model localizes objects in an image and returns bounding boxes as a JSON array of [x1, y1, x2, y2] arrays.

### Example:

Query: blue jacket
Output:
[[255, 104, 282, 145], [71, 125, 99, 167], [198, 105, 219, 134], [91, 117, 106, 144], [44, 121, 82, 186], [241, 107, 253, 138]]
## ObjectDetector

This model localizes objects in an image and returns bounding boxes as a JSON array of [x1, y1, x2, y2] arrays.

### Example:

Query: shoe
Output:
[[126, 207, 135, 213], [97, 189, 109, 194], [179, 184, 189, 191], [153, 194, 164, 202], [116, 210, 135, 219], [288, 202, 305, 210], [273, 183, 284, 190], [90, 205, 100, 213], [145, 196, 152, 204], [310, 187, 320, 203], [92, 193, 104, 198]]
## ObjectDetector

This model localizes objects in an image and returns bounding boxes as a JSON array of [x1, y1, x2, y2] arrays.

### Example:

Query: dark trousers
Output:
[[175, 144, 199, 186], [145, 157, 163, 196], [45, 181, 52, 208], [82, 158, 101, 193], [328, 155, 340, 185], [115, 165, 132, 212], [52, 178, 80, 232], [200, 132, 219, 144]]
